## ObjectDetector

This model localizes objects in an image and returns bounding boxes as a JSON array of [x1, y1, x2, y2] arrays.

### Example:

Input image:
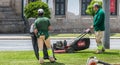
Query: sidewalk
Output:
[[0, 34, 31, 40], [0, 34, 120, 50], [0, 34, 120, 40]]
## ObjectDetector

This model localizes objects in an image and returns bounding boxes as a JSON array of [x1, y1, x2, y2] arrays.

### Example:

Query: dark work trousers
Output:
[[31, 33, 39, 60]]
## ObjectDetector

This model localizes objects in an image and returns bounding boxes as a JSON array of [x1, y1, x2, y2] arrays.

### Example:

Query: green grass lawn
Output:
[[0, 50, 120, 65], [50, 33, 120, 37]]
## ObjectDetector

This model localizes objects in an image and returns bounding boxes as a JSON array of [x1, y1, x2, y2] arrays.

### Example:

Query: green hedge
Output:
[[86, 0, 102, 16], [24, 1, 50, 18]]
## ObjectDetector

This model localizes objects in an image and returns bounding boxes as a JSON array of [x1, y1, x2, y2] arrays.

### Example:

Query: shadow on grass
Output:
[[41, 62, 65, 65], [77, 50, 94, 53], [57, 50, 119, 55], [54, 50, 94, 54], [103, 52, 119, 55], [78, 50, 119, 55]]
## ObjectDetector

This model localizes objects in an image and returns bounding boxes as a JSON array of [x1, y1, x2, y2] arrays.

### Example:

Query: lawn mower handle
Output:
[[77, 33, 88, 39], [77, 28, 91, 38]]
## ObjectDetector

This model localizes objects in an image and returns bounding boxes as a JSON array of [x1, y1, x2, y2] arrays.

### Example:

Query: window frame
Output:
[[55, 0, 66, 16], [81, 0, 91, 15]]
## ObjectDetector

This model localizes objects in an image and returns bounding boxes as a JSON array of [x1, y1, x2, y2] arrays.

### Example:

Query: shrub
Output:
[[24, 1, 50, 18], [86, 0, 102, 16]]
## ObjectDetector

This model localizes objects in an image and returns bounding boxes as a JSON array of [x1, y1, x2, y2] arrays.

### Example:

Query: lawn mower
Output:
[[53, 28, 91, 53]]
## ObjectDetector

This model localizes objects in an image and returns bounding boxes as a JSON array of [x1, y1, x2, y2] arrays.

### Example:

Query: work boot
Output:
[[95, 49, 103, 54], [95, 48, 105, 54], [39, 58, 44, 64], [49, 57, 55, 63], [102, 48, 105, 52]]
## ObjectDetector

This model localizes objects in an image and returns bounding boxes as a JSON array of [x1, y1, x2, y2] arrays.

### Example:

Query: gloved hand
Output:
[[85, 28, 91, 33]]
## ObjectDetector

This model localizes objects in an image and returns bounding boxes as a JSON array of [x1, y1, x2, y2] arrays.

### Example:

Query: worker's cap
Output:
[[38, 9, 44, 13], [93, 3, 99, 7]]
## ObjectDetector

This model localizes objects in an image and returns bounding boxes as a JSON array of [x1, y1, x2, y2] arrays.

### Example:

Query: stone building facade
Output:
[[0, 0, 23, 17], [0, 0, 120, 33], [41, 0, 120, 33], [0, 0, 25, 33]]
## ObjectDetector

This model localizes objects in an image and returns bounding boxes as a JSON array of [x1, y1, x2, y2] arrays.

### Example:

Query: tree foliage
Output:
[[24, 1, 50, 18], [86, 0, 103, 16]]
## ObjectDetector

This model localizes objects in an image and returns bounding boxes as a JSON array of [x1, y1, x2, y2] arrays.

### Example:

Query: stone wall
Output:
[[10, 0, 22, 15], [49, 15, 120, 33], [47, 0, 120, 33], [50, 18, 86, 33], [0, 0, 23, 15], [0, 0, 25, 33], [0, 0, 10, 6], [81, 16, 120, 33], [109, 16, 120, 33]]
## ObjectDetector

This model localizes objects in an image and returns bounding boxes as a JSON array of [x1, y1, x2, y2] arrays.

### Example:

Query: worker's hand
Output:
[[90, 25, 93, 29], [34, 29, 38, 35], [48, 26, 52, 31], [85, 28, 91, 33]]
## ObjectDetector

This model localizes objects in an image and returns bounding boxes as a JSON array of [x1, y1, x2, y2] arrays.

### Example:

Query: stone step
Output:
[[0, 8, 13, 12], [0, 6, 21, 18], [1, 12, 16, 15], [0, 18, 23, 21], [0, 21, 24, 25], [0, 22, 25, 33], [1, 11, 16, 15], [0, 19, 24, 24], [0, 1, 10, 6], [0, 6, 17, 16], [0, 20, 25, 33], [0, 6, 12, 12], [0, 5, 10, 8], [0, 10, 17, 17], [0, 15, 22, 19], [0, 6, 25, 33], [0, 18, 23, 20]]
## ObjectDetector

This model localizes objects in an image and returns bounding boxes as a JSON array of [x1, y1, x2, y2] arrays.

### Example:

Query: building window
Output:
[[81, 0, 117, 15], [29, 0, 35, 2], [81, 0, 91, 15], [55, 0, 65, 15]]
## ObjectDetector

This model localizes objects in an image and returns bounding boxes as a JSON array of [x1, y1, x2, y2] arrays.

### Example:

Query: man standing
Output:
[[34, 9, 55, 64], [30, 18, 39, 60], [91, 3, 105, 54]]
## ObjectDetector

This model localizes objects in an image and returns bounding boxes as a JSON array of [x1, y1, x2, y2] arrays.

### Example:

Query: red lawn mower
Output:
[[53, 28, 91, 53]]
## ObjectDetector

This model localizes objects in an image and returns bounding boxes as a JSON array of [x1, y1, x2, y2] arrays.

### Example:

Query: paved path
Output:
[[0, 38, 120, 51]]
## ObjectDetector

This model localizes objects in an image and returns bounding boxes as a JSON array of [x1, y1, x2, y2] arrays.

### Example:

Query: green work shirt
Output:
[[93, 8, 105, 31], [34, 17, 51, 39]]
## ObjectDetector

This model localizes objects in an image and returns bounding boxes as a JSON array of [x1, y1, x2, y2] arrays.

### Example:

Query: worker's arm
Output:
[[48, 20, 52, 31], [34, 20, 38, 35]]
